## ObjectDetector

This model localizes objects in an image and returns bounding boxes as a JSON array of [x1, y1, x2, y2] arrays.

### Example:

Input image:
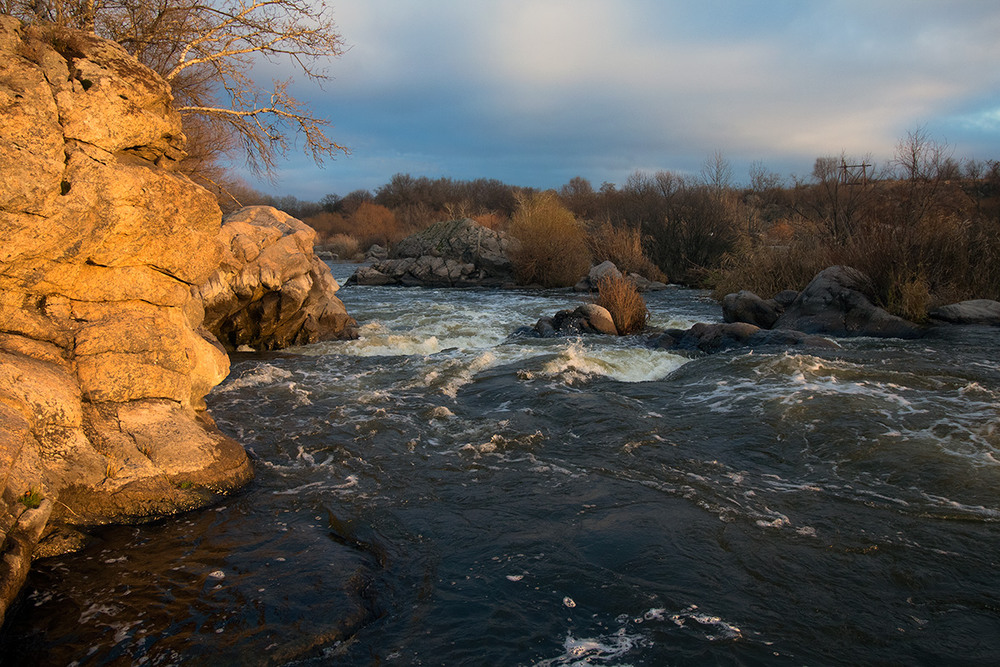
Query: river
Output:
[[3, 263, 1000, 665]]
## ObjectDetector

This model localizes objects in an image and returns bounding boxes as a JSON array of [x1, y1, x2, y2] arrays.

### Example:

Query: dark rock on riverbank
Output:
[[774, 266, 923, 338], [347, 218, 516, 287]]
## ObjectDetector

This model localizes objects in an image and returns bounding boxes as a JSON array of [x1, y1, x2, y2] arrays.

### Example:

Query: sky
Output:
[[237, 0, 1000, 200]]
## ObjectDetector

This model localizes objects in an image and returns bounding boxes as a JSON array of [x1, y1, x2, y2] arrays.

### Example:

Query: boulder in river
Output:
[[348, 218, 516, 287], [651, 322, 838, 354], [533, 304, 619, 337], [199, 206, 358, 351], [929, 299, 1000, 326], [574, 260, 668, 293], [773, 266, 923, 339], [722, 290, 783, 329]]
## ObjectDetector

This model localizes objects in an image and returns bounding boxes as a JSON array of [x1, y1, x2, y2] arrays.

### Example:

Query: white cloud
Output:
[[251, 0, 1000, 197]]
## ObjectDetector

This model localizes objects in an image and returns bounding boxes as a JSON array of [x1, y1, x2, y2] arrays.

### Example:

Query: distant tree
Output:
[[748, 160, 783, 193], [559, 176, 597, 219], [7, 0, 349, 178], [701, 150, 733, 194]]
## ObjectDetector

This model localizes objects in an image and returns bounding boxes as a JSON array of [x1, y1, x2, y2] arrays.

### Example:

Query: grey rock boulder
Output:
[[349, 219, 515, 287], [774, 266, 923, 339], [722, 290, 783, 329], [929, 299, 1000, 326]]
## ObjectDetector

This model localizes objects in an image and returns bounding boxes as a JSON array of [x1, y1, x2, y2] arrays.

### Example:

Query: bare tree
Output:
[[7, 0, 349, 177], [700, 149, 733, 194]]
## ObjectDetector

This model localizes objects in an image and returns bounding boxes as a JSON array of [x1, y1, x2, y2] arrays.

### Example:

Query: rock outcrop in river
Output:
[[724, 266, 924, 339], [0, 18, 252, 623], [199, 206, 358, 351], [348, 218, 516, 287]]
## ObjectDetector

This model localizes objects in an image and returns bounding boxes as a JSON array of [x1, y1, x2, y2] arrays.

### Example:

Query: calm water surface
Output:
[[4, 263, 1000, 665]]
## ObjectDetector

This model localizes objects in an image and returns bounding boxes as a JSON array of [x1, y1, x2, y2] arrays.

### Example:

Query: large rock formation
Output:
[[200, 206, 358, 350], [723, 267, 924, 339], [773, 267, 923, 338], [348, 218, 516, 287], [0, 18, 252, 623]]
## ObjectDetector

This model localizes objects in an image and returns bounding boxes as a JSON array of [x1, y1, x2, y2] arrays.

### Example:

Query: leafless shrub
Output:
[[596, 275, 649, 335], [508, 192, 591, 287]]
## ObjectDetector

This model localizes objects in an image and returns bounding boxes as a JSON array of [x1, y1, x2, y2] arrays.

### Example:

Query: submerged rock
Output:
[[533, 304, 619, 337], [200, 206, 358, 351], [651, 322, 838, 354], [348, 218, 516, 287]]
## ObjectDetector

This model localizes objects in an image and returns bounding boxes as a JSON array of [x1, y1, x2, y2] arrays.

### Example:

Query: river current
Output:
[[4, 263, 1000, 665]]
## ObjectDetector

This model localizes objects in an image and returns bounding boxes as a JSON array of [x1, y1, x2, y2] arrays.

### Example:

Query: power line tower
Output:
[[839, 159, 871, 185]]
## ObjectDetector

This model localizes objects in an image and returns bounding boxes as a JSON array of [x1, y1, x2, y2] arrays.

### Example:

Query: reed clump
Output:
[[596, 274, 649, 335]]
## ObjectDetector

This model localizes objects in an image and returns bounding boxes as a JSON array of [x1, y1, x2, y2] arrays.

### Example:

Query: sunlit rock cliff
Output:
[[0, 17, 253, 623], [200, 206, 358, 351]]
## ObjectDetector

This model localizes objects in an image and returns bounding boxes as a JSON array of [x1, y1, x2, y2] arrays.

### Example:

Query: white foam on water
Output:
[[534, 628, 642, 667], [540, 340, 689, 384], [215, 364, 293, 393], [535, 603, 744, 666], [419, 350, 499, 398]]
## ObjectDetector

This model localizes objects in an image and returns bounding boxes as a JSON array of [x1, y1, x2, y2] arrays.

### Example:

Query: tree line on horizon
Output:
[[232, 131, 1000, 321]]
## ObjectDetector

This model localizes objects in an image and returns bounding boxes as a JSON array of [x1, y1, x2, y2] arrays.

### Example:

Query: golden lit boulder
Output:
[[201, 206, 358, 350]]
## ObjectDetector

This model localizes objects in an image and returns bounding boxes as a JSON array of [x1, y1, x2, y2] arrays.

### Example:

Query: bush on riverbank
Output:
[[586, 222, 666, 283], [508, 192, 591, 287]]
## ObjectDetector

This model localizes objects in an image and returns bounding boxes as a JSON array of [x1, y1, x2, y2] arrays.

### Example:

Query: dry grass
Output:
[[710, 236, 833, 300], [596, 274, 649, 335], [587, 221, 667, 282], [508, 192, 591, 287], [323, 233, 361, 259]]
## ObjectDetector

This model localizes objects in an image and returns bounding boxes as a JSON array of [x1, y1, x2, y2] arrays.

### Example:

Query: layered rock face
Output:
[[0, 18, 251, 622], [348, 218, 516, 287], [200, 206, 358, 350]]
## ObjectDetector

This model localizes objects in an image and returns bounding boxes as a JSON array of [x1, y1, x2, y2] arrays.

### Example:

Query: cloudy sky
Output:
[[239, 0, 1000, 200]]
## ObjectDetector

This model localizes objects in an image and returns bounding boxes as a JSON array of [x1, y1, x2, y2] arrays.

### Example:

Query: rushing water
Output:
[[4, 263, 1000, 665]]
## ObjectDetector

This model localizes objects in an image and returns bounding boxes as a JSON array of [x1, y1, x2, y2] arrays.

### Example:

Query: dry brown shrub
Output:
[[304, 211, 352, 243], [351, 202, 406, 249], [890, 274, 931, 322], [508, 192, 591, 287], [323, 233, 361, 259], [596, 274, 649, 335], [587, 221, 667, 282], [710, 240, 834, 300]]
